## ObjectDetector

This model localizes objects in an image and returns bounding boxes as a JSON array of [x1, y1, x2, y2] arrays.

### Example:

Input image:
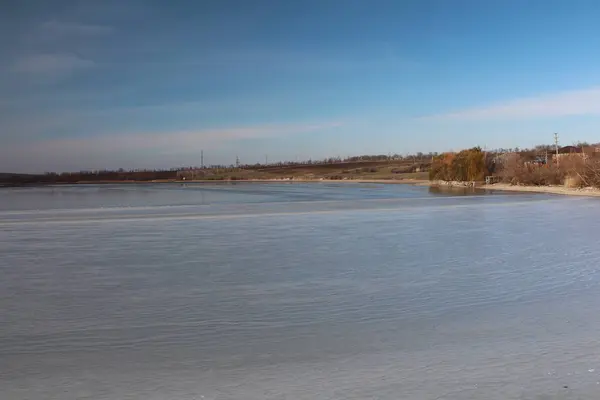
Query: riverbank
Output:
[[5, 177, 600, 198], [72, 177, 432, 185], [329, 180, 600, 198], [0, 178, 431, 188], [424, 179, 600, 197]]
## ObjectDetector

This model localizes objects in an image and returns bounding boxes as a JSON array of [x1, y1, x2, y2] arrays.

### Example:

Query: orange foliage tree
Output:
[[429, 147, 488, 181]]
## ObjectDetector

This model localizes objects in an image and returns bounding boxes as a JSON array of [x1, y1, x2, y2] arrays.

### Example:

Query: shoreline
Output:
[[479, 183, 600, 197], [6, 178, 431, 186], [427, 180, 600, 197], [4, 178, 600, 198], [181, 179, 600, 197]]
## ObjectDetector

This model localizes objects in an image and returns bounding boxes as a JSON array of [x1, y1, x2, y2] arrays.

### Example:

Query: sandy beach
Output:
[[480, 183, 600, 197], [321, 179, 600, 198], [304, 179, 600, 198]]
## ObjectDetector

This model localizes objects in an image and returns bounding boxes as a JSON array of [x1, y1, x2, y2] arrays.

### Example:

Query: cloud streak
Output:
[[40, 20, 114, 37], [426, 87, 600, 121], [0, 120, 344, 172], [5, 19, 110, 81], [11, 53, 94, 76], [40, 121, 343, 151]]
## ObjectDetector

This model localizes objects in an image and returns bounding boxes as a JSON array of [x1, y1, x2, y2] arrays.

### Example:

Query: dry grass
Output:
[[203, 161, 430, 181]]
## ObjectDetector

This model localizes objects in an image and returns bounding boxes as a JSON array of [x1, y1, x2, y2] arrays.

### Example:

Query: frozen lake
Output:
[[1, 183, 600, 399]]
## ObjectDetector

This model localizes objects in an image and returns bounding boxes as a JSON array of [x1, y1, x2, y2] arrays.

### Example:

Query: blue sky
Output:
[[2, 0, 600, 172]]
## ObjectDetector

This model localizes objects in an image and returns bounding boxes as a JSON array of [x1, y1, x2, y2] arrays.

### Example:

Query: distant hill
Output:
[[0, 170, 180, 186]]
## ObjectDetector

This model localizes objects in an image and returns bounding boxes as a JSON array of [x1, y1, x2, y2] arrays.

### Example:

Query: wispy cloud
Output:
[[0, 120, 344, 172], [1, 118, 340, 156], [5, 18, 110, 81], [40, 20, 114, 37], [426, 87, 600, 121], [39, 120, 343, 151], [110, 45, 419, 75], [11, 53, 94, 76]]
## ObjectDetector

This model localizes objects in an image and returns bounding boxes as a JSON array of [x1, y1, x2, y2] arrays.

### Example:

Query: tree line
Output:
[[429, 143, 600, 188]]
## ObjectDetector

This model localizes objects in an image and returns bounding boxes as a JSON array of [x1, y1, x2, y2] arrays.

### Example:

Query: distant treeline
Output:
[[11, 144, 600, 188], [2, 152, 439, 185], [0, 170, 178, 186], [238, 153, 436, 169]]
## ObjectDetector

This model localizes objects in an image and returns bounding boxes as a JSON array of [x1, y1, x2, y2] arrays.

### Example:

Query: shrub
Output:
[[520, 165, 563, 186], [429, 147, 488, 181], [392, 166, 413, 174], [569, 159, 600, 187]]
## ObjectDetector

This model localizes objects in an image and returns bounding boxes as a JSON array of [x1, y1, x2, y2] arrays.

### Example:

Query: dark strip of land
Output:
[[0, 160, 429, 187]]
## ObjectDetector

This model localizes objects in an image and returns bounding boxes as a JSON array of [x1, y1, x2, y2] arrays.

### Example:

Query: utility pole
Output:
[[201, 150, 204, 169], [554, 133, 560, 166]]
